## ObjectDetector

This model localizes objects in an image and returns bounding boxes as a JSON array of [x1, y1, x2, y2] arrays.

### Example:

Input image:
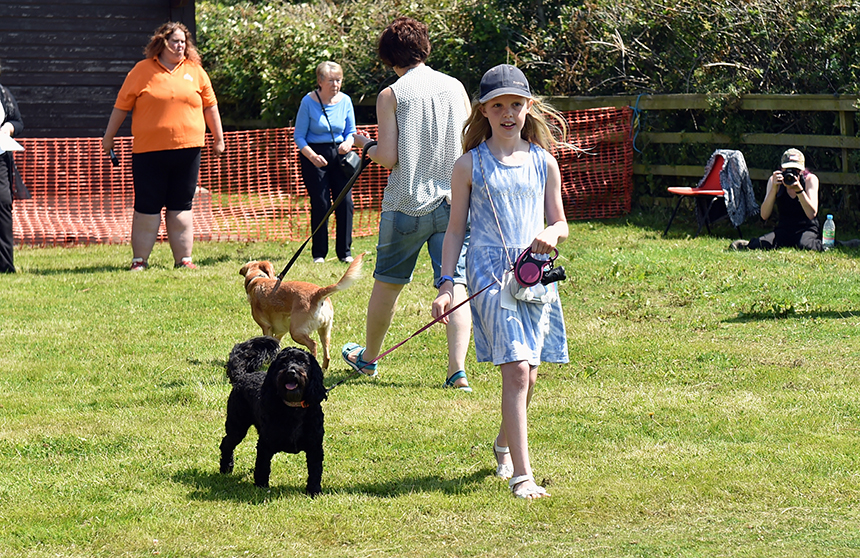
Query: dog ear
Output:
[[304, 351, 327, 404], [239, 262, 253, 277], [260, 261, 276, 278]]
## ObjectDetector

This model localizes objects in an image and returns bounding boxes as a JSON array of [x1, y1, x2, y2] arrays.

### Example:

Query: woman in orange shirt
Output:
[[102, 22, 225, 271]]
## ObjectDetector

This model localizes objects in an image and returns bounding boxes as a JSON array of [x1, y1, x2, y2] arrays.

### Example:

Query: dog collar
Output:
[[248, 273, 269, 282], [284, 400, 309, 408]]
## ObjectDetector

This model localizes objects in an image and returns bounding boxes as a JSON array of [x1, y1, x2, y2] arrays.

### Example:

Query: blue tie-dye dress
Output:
[[467, 141, 569, 366]]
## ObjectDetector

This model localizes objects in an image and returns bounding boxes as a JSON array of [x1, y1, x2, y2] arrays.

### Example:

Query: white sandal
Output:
[[493, 442, 514, 479], [509, 475, 550, 499]]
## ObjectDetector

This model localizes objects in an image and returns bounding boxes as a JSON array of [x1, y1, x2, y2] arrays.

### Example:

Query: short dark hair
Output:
[[378, 17, 431, 69]]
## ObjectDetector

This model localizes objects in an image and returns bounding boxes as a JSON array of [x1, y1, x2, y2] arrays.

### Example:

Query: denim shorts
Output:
[[374, 200, 469, 285]]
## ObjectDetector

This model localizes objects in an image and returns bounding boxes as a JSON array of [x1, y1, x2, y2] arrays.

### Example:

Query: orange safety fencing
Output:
[[11, 107, 632, 247]]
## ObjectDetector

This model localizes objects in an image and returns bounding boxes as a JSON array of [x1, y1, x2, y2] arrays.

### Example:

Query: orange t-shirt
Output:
[[114, 58, 218, 154]]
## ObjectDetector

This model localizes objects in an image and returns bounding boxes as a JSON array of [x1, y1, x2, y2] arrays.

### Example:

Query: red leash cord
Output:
[[325, 279, 497, 393]]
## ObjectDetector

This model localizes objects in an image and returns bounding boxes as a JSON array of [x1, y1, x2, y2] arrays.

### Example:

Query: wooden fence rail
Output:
[[549, 94, 860, 187], [352, 93, 858, 190]]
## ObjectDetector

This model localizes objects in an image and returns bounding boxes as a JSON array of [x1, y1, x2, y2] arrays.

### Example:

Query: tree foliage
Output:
[[571, 0, 860, 96], [199, 0, 860, 126], [198, 0, 860, 209], [196, 0, 860, 213]]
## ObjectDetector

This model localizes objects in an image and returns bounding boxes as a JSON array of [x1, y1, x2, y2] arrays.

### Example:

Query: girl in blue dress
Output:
[[432, 64, 569, 499]]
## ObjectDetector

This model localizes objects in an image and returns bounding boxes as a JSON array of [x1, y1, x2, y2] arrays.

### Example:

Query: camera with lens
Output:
[[540, 265, 566, 285], [781, 168, 800, 186]]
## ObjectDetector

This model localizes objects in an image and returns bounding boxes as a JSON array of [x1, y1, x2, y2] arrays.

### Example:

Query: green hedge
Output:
[[198, 0, 860, 209], [198, 0, 512, 125], [199, 0, 860, 125]]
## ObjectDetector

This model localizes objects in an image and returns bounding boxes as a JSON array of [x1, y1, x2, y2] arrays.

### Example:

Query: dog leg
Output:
[[290, 330, 320, 366], [317, 323, 332, 371], [260, 324, 281, 340], [305, 445, 324, 497], [253, 440, 276, 488], [220, 437, 238, 474], [251, 310, 274, 339], [220, 395, 253, 474]]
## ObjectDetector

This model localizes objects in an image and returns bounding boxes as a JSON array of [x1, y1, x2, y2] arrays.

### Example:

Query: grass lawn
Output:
[[2, 212, 860, 557]]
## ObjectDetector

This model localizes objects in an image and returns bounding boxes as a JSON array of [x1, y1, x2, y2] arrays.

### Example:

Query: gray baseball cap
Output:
[[479, 64, 532, 103]]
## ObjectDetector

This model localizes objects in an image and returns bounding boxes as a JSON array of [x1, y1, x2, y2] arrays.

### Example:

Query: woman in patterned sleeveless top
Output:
[[345, 17, 475, 392]]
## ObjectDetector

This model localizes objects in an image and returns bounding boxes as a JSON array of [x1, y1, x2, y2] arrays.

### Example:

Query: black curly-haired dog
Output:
[[219, 336, 327, 496]]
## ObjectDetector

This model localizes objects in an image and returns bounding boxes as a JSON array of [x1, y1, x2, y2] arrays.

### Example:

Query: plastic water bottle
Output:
[[822, 214, 836, 251]]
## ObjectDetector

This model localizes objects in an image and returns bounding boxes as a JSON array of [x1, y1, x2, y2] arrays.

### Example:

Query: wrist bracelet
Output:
[[434, 275, 454, 289]]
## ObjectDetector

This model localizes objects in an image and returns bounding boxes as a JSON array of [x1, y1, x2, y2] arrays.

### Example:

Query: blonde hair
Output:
[[144, 22, 201, 66], [316, 61, 343, 83], [462, 96, 570, 153]]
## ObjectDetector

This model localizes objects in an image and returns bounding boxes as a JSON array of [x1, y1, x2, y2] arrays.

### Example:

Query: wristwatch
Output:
[[434, 275, 455, 289]]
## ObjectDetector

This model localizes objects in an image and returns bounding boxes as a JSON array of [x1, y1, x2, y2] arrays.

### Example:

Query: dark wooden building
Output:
[[0, 0, 195, 138]]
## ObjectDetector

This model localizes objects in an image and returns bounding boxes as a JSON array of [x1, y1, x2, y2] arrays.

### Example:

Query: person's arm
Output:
[[294, 95, 328, 167], [102, 107, 129, 154], [432, 153, 472, 323], [353, 86, 398, 168], [293, 95, 312, 152], [759, 173, 779, 221], [792, 172, 819, 220], [203, 104, 226, 156], [533, 154, 568, 253], [338, 97, 357, 155], [0, 87, 23, 136]]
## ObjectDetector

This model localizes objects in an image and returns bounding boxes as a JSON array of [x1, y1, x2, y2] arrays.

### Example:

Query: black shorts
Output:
[[132, 147, 201, 214]]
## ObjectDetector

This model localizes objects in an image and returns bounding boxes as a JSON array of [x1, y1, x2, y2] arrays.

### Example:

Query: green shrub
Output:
[[198, 0, 513, 126], [198, 0, 860, 209], [199, 0, 860, 121]]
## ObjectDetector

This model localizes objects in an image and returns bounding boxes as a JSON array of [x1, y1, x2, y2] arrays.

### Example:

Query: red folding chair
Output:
[[663, 154, 742, 237]]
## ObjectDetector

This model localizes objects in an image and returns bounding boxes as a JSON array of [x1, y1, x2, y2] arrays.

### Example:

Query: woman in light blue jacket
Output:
[[294, 61, 357, 263]]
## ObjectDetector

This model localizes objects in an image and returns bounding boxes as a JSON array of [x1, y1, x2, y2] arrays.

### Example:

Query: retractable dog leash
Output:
[[513, 247, 559, 287], [325, 249, 566, 394], [277, 140, 376, 281]]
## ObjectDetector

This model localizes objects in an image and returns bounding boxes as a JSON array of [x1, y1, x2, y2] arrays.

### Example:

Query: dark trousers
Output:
[[0, 155, 14, 273], [299, 142, 353, 260], [749, 227, 822, 251]]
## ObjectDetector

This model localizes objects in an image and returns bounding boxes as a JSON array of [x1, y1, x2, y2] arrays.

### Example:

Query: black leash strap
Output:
[[277, 140, 376, 281], [326, 279, 497, 394], [315, 90, 341, 148]]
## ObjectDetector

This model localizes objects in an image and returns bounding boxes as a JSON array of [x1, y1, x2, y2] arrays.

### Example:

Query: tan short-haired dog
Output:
[[239, 254, 364, 369]]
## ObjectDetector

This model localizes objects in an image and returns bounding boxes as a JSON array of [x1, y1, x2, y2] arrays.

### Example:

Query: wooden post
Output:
[[839, 110, 854, 213]]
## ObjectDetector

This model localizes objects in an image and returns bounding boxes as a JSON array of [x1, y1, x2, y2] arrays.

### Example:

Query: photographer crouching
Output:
[[730, 148, 823, 251]]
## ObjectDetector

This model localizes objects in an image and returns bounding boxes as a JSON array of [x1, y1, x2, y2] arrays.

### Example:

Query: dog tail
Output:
[[311, 252, 366, 305], [226, 336, 281, 384]]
